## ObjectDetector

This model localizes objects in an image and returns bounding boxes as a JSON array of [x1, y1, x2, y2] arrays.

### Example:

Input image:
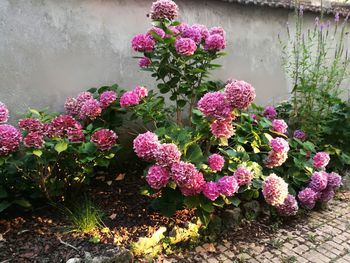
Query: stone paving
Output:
[[164, 197, 350, 263]]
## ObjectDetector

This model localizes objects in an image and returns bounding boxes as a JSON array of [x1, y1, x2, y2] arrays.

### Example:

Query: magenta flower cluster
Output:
[[175, 38, 197, 56], [133, 131, 160, 160], [120, 86, 148, 108], [262, 173, 289, 206], [272, 119, 288, 134], [210, 119, 235, 139], [0, 102, 9, 123], [225, 79, 256, 110], [312, 152, 330, 169], [154, 143, 181, 167], [146, 165, 170, 189], [149, 0, 179, 20], [79, 99, 102, 121], [131, 34, 155, 53], [0, 124, 22, 156], [46, 115, 84, 142], [207, 154, 225, 172], [234, 166, 253, 186], [263, 105, 277, 120], [18, 118, 45, 149], [138, 57, 152, 68], [90, 129, 118, 151], [99, 91, 117, 109], [293, 130, 306, 141], [265, 137, 289, 168], [197, 92, 232, 121], [276, 194, 299, 216]]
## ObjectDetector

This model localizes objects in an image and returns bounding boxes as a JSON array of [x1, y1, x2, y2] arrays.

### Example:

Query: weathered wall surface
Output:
[[0, 0, 349, 116]]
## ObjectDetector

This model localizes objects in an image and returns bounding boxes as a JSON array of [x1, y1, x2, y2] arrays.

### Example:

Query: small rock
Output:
[[222, 207, 243, 228], [243, 200, 261, 219], [66, 258, 82, 263]]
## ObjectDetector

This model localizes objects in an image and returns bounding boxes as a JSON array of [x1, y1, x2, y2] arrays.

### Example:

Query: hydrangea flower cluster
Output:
[[207, 154, 225, 172], [262, 173, 289, 206], [23, 131, 44, 149], [202, 182, 220, 201], [217, 176, 239, 197], [272, 119, 288, 134], [175, 38, 197, 56], [90, 129, 118, 151], [312, 152, 330, 169], [197, 92, 232, 121], [154, 143, 181, 167], [120, 86, 149, 108], [99, 91, 117, 109], [138, 57, 152, 68], [0, 124, 22, 156], [46, 115, 84, 142], [149, 0, 178, 20], [297, 187, 318, 209], [148, 27, 166, 39], [293, 130, 306, 141], [146, 165, 170, 189], [225, 79, 256, 110], [265, 137, 289, 168], [210, 119, 235, 139], [276, 194, 299, 216], [263, 105, 277, 120], [133, 131, 160, 160], [0, 102, 9, 123], [18, 118, 44, 132], [131, 34, 155, 52], [79, 98, 102, 120], [233, 166, 253, 186]]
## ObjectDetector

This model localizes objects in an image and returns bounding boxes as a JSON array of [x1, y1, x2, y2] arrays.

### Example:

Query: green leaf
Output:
[[228, 196, 241, 207], [29, 108, 41, 117], [80, 142, 97, 154], [213, 197, 225, 208], [55, 141, 68, 154], [184, 195, 200, 209], [177, 100, 187, 108], [0, 186, 8, 199], [197, 208, 211, 227], [13, 199, 31, 208], [185, 144, 203, 164], [0, 201, 11, 213], [32, 150, 42, 157], [200, 202, 214, 213]]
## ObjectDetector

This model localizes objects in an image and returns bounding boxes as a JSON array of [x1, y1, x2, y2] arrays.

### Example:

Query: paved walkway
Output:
[[164, 195, 350, 263]]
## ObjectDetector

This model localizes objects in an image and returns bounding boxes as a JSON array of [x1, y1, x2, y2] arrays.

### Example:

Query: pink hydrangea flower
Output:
[[234, 166, 253, 186], [0, 102, 9, 123], [327, 172, 342, 189], [218, 176, 239, 197], [167, 25, 180, 36], [208, 154, 225, 172], [197, 92, 232, 120], [209, 27, 226, 38], [313, 152, 330, 169], [120, 91, 140, 108], [99, 91, 117, 109], [23, 131, 44, 149], [182, 25, 203, 44], [138, 57, 152, 68], [204, 34, 226, 51], [179, 172, 205, 196], [147, 27, 166, 39], [91, 129, 117, 151], [276, 194, 298, 216], [154, 143, 181, 167], [175, 23, 189, 34], [270, 137, 290, 153], [318, 188, 335, 203], [263, 105, 277, 119], [134, 86, 148, 99], [210, 120, 235, 139], [77, 92, 93, 105], [79, 98, 102, 120], [272, 119, 288, 134], [18, 118, 44, 132], [133, 131, 160, 160], [203, 182, 220, 201], [293, 130, 306, 141], [46, 115, 84, 142], [309, 171, 328, 191], [149, 0, 179, 20], [265, 151, 288, 168], [131, 34, 155, 52], [146, 165, 170, 189], [262, 173, 289, 206], [224, 79, 256, 109], [298, 187, 317, 209], [64, 97, 80, 116], [175, 38, 197, 56], [191, 24, 210, 40], [0, 124, 22, 156]]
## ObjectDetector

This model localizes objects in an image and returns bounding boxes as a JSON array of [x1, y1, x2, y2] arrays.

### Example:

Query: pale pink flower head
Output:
[[179, 171, 205, 196], [23, 131, 44, 149], [318, 188, 335, 203], [203, 182, 220, 201], [138, 57, 152, 68], [270, 137, 289, 153], [131, 34, 155, 52], [197, 92, 232, 120], [79, 98, 102, 120], [309, 171, 328, 192], [265, 151, 288, 168], [133, 131, 160, 160], [147, 27, 166, 39], [77, 92, 93, 105], [120, 91, 140, 108], [191, 24, 210, 40], [150, 0, 179, 20], [0, 124, 22, 156], [182, 25, 203, 44], [218, 176, 239, 197], [313, 152, 330, 169], [209, 27, 226, 38], [204, 34, 226, 51], [154, 143, 181, 167], [224, 79, 256, 109], [234, 166, 253, 186], [134, 86, 148, 99], [175, 23, 189, 34], [99, 91, 117, 109], [276, 194, 298, 216], [64, 97, 80, 116], [91, 129, 117, 151], [146, 165, 170, 189], [272, 119, 288, 134], [293, 130, 306, 141], [262, 173, 289, 206], [0, 102, 9, 123], [18, 118, 44, 132], [263, 105, 277, 120], [175, 38, 197, 56], [208, 154, 225, 172], [327, 172, 342, 189], [298, 187, 317, 209], [210, 120, 235, 139]]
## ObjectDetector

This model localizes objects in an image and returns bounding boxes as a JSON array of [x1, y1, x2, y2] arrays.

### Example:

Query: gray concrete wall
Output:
[[0, 0, 349, 118]]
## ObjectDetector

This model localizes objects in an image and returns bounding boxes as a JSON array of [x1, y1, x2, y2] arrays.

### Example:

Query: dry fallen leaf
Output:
[[106, 181, 112, 186], [109, 213, 117, 220], [115, 173, 126, 181]]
